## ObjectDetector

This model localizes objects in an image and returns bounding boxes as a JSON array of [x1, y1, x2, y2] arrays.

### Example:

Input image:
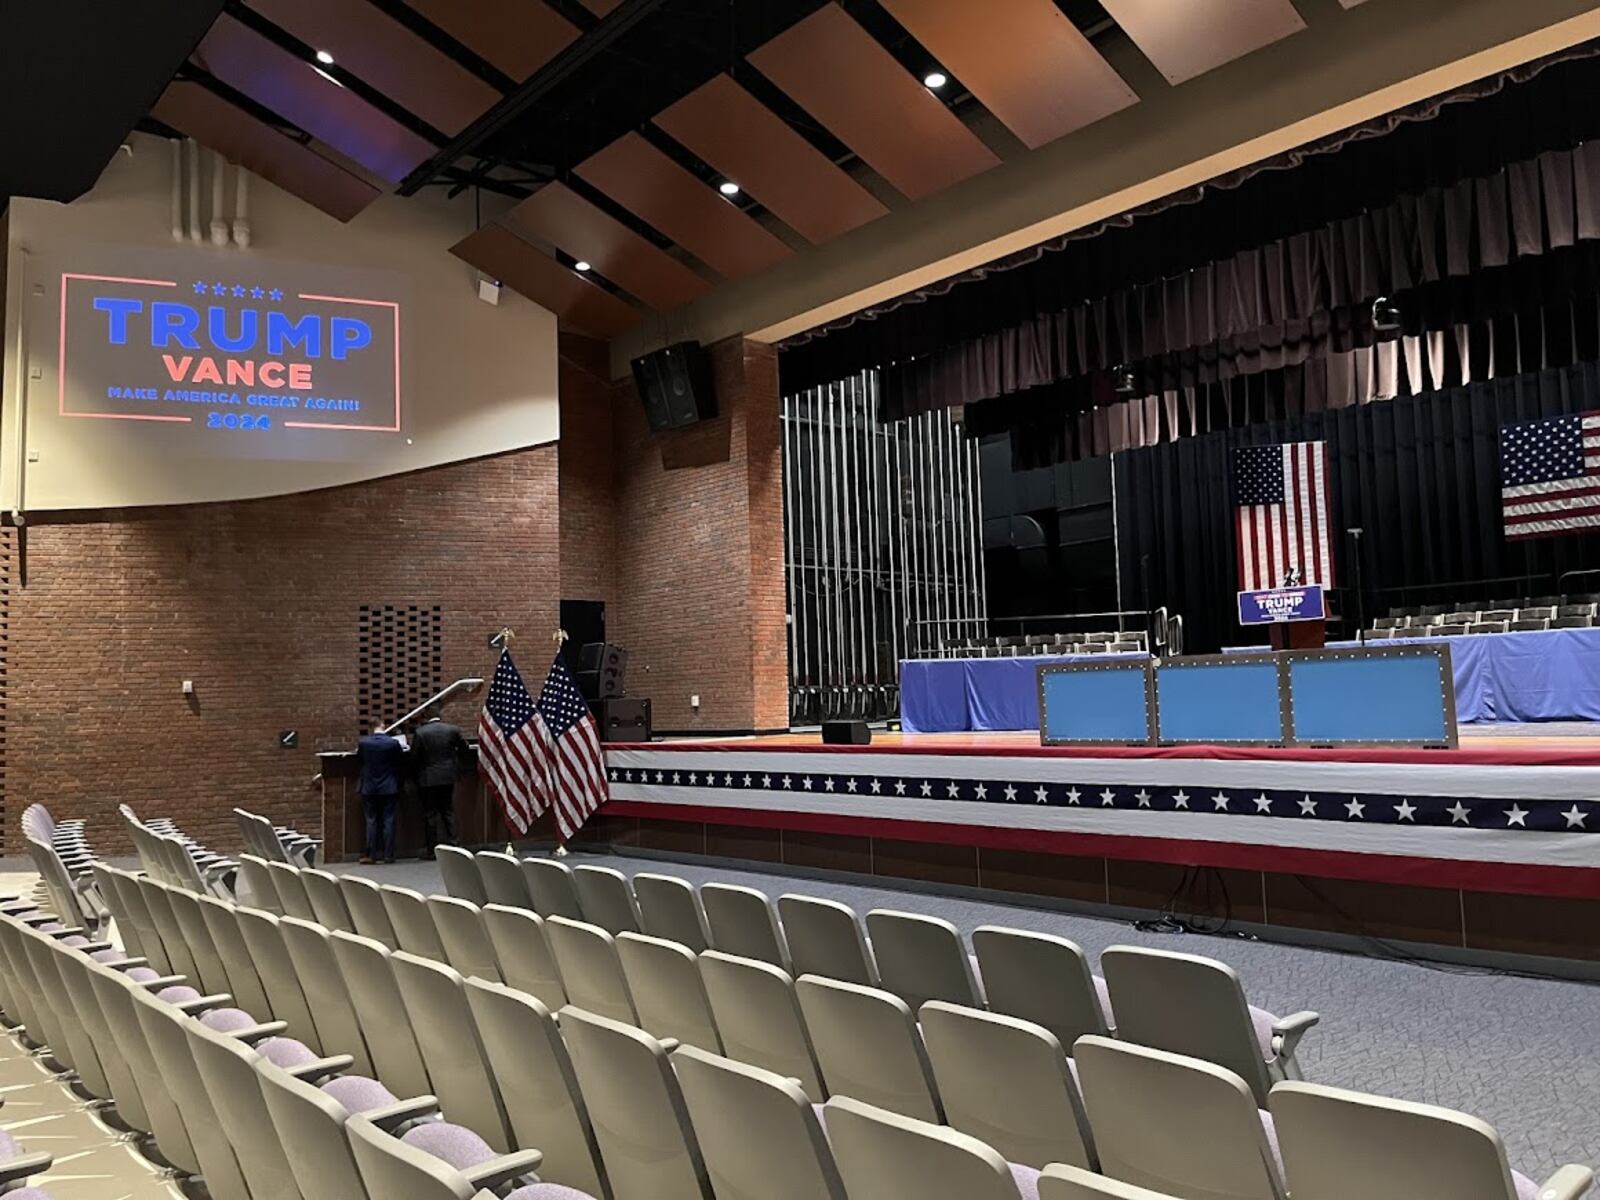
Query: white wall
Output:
[[1, 133, 558, 511]]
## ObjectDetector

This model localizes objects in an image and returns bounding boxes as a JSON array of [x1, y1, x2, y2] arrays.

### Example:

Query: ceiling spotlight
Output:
[[574, 260, 592, 273], [718, 181, 740, 197], [923, 70, 947, 90], [315, 49, 335, 65]]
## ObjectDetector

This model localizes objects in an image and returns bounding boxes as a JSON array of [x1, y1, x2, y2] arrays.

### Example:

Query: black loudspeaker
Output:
[[822, 720, 871, 745], [632, 341, 716, 432], [596, 698, 651, 743], [576, 642, 627, 701]]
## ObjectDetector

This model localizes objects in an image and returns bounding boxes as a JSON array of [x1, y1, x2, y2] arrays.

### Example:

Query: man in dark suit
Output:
[[356, 726, 405, 864], [410, 706, 468, 858]]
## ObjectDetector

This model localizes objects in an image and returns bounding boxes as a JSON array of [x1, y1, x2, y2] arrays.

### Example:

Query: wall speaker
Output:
[[822, 720, 871, 745], [596, 698, 651, 743], [576, 642, 628, 700], [632, 341, 716, 432]]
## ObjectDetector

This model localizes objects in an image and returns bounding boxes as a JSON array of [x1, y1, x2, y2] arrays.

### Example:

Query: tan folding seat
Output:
[[1100, 945, 1317, 1107], [341, 874, 399, 949], [865, 909, 982, 1010], [236, 905, 323, 1049], [329, 930, 433, 1100], [464, 978, 610, 1198], [523, 858, 585, 920], [302, 869, 356, 932], [429, 895, 503, 983], [972, 927, 1112, 1049], [920, 1001, 1096, 1170], [19, 931, 111, 1097], [616, 932, 722, 1052], [381, 885, 448, 960], [279, 916, 377, 1076], [94, 863, 161, 967], [702, 884, 790, 969], [795, 975, 941, 1122], [136, 875, 203, 983], [778, 894, 877, 986], [633, 872, 710, 952], [71, 955, 159, 1134], [268, 861, 319, 922], [546, 915, 639, 1025], [558, 1005, 712, 1200], [1073, 1035, 1285, 1200], [187, 1019, 315, 1200], [699, 950, 824, 1102], [1038, 1167, 1182, 1199], [345, 1111, 547, 1200], [197, 894, 275, 1018], [257, 1056, 404, 1200], [571, 865, 642, 935], [673, 1044, 846, 1200], [482, 904, 567, 1009], [477, 851, 534, 909], [166, 885, 236, 998], [239, 854, 284, 914], [1270, 1080, 1594, 1200], [437, 845, 489, 905], [824, 1095, 1034, 1200]]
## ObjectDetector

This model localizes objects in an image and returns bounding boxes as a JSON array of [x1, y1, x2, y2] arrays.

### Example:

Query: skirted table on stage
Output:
[[900, 627, 1600, 733]]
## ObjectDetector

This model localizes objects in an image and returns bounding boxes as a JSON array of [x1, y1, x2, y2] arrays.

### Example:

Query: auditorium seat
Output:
[[796, 975, 942, 1123], [1509, 618, 1550, 631], [1553, 615, 1595, 628], [1518, 605, 1559, 622], [436, 845, 489, 906], [523, 858, 586, 921], [165, 886, 238, 997], [920, 1001, 1096, 1172], [135, 876, 204, 984], [1468, 621, 1509, 635], [341, 875, 399, 949], [572, 865, 643, 935], [279, 917, 377, 1076], [1101, 946, 1316, 1108], [23, 838, 99, 937], [1270, 1081, 1593, 1200], [557, 1005, 713, 1200], [545, 915, 640, 1026], [1107, 641, 1141, 653], [616, 931, 722, 1052], [302, 868, 357, 932], [701, 883, 791, 970], [197, 894, 275, 1017], [382, 885, 449, 960], [91, 864, 154, 967], [236, 906, 323, 1050], [634, 872, 712, 952], [971, 927, 1113, 1053], [866, 909, 984, 1011], [1444, 610, 1479, 625], [1365, 628, 1396, 639], [778, 894, 879, 986], [1432, 623, 1468, 636], [1557, 602, 1596, 619], [1077, 643, 1107, 654], [463, 979, 610, 1197], [345, 1110, 546, 1199], [328, 931, 434, 1099], [1373, 617, 1404, 630], [239, 855, 283, 914], [1038, 1165, 1181, 1198], [1072, 1036, 1285, 1200], [428, 896, 503, 984], [1479, 608, 1517, 623], [824, 1095, 1036, 1200], [477, 851, 535, 909], [481, 904, 567, 1009], [268, 861, 320, 922], [699, 949, 826, 1102], [257, 1056, 410, 1200]]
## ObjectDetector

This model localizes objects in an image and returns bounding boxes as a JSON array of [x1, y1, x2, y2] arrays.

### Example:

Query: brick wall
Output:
[[4, 446, 559, 854], [558, 335, 616, 604]]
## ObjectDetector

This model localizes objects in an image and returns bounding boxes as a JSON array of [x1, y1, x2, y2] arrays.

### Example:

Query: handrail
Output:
[[381, 677, 486, 734]]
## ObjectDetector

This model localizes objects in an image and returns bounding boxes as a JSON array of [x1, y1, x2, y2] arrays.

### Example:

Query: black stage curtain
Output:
[[1114, 360, 1600, 654]]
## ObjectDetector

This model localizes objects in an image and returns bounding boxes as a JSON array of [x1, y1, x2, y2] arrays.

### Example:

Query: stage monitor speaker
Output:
[[596, 698, 651, 743], [632, 341, 716, 432], [576, 642, 627, 700], [822, 720, 871, 745]]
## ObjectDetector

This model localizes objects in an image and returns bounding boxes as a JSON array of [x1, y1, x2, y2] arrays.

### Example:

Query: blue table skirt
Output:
[[899, 628, 1600, 732]]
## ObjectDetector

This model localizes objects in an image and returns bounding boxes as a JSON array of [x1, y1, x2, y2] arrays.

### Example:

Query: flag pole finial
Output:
[[490, 627, 515, 651], [553, 627, 569, 645]]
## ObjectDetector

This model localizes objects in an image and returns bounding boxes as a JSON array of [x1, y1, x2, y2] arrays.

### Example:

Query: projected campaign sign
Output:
[[59, 269, 402, 437]]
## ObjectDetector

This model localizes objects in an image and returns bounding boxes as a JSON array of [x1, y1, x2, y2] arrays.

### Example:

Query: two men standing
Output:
[[356, 706, 469, 863]]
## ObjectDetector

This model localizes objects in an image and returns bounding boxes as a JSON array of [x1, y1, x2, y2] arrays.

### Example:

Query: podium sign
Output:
[[1238, 585, 1325, 626]]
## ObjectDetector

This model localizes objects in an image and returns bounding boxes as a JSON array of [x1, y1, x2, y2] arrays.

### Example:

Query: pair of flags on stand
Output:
[[478, 651, 607, 841]]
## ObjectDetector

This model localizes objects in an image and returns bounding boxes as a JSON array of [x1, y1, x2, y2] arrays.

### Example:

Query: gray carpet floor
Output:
[[333, 850, 1600, 1179]]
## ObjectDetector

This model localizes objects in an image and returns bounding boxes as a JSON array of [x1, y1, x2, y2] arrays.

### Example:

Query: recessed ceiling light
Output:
[[315, 49, 335, 65], [923, 70, 947, 90], [574, 260, 592, 272], [718, 181, 740, 197]]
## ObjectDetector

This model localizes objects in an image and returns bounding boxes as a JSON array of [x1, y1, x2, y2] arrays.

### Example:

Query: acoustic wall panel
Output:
[[403, 0, 580, 81], [450, 224, 641, 337], [1098, 0, 1307, 86]]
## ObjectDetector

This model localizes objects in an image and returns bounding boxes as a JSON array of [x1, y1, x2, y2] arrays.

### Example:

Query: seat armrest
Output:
[[1270, 1010, 1320, 1079], [0, 1150, 53, 1185], [660, 1038, 682, 1054], [1537, 1164, 1595, 1200], [285, 1054, 355, 1082], [363, 1096, 442, 1131], [78, 941, 114, 953], [173, 992, 234, 1014], [134, 974, 187, 990], [231, 1021, 290, 1043], [107, 957, 150, 970], [460, 1148, 545, 1191], [44, 926, 87, 939]]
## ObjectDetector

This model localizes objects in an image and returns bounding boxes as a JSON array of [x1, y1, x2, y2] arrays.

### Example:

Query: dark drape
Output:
[[1114, 360, 1600, 654]]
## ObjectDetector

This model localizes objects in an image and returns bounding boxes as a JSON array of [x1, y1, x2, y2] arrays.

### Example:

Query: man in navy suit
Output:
[[357, 726, 406, 864]]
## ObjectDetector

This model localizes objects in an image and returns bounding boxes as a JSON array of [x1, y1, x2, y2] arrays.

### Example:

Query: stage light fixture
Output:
[[315, 49, 335, 65], [1112, 364, 1138, 395], [718, 181, 741, 197], [574, 260, 592, 273], [924, 71, 947, 90], [1371, 295, 1402, 331]]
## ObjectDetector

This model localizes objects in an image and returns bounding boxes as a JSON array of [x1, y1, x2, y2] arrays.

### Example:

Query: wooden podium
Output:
[[1269, 619, 1326, 650]]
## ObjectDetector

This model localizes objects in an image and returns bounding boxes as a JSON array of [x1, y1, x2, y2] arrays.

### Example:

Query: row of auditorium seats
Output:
[[1369, 600, 1599, 638], [235, 806, 322, 869], [938, 632, 1148, 659]]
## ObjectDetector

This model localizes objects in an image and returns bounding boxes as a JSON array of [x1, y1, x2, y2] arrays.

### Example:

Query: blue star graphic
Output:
[[231, 285, 246, 298], [250, 287, 265, 300], [193, 281, 208, 294], [212, 282, 228, 296], [269, 288, 284, 302]]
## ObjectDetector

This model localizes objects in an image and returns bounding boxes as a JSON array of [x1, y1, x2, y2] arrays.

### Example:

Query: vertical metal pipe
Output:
[[808, 387, 824, 721], [780, 393, 796, 723], [828, 381, 846, 720], [965, 433, 983, 641], [1110, 450, 1125, 635], [864, 372, 883, 701]]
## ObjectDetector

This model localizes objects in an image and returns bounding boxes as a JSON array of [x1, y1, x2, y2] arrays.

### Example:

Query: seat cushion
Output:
[[90, 949, 124, 963], [320, 1074, 398, 1115], [156, 985, 201, 1003], [1513, 1171, 1539, 1200], [199, 1007, 258, 1033], [0, 1126, 18, 1160], [61, 935, 89, 948], [5, 1189, 51, 1199], [1249, 1005, 1276, 1062], [505, 1187, 601, 1200], [125, 967, 159, 982], [257, 1037, 318, 1068], [1010, 1162, 1041, 1200], [401, 1120, 499, 1170]]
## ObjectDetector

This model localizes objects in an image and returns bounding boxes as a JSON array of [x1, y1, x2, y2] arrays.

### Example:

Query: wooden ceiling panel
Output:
[[876, 0, 1137, 149], [747, 4, 1000, 202], [503, 182, 711, 310], [152, 82, 381, 222], [194, 14, 433, 185], [246, 0, 501, 135], [1099, 0, 1307, 86], [451, 224, 641, 338], [655, 74, 888, 244], [578, 0, 622, 15], [575, 132, 792, 280], [403, 0, 579, 81]]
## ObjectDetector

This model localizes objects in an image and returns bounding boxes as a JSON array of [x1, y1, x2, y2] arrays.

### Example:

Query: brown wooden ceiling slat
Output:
[[152, 82, 380, 223], [876, 0, 1136, 150], [1098, 0, 1307, 86], [578, 0, 622, 15], [655, 74, 888, 245], [747, 3, 1000, 202], [575, 132, 792, 280], [403, 0, 579, 82], [246, 0, 501, 135], [195, 14, 433, 185], [502, 182, 711, 310], [451, 224, 641, 338]]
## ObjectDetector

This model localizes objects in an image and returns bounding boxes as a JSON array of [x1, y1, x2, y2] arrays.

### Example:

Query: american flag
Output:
[[478, 651, 609, 838], [1230, 441, 1334, 592], [1499, 411, 1600, 540]]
